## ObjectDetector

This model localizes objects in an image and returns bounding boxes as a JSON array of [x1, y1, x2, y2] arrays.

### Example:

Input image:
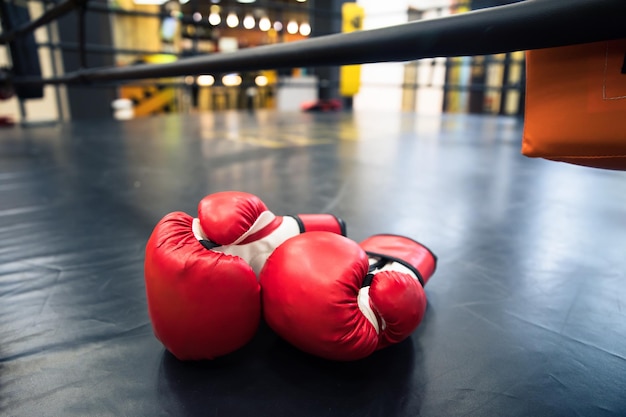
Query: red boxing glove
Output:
[[260, 232, 437, 361], [194, 191, 345, 274], [144, 191, 346, 361], [145, 211, 259, 361]]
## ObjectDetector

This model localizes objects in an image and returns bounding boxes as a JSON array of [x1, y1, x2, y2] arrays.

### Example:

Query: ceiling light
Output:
[[286, 20, 298, 34], [299, 22, 311, 36], [197, 75, 215, 87], [226, 12, 239, 28], [222, 74, 242, 87], [243, 14, 255, 29], [208, 12, 221, 25], [259, 16, 271, 31], [255, 75, 269, 87]]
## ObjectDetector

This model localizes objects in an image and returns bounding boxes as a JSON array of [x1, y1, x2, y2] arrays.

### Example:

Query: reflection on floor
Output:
[[1, 110, 625, 417]]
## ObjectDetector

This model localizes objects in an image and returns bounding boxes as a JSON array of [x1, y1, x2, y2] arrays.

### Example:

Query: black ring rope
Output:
[[0, 0, 84, 44], [4, 0, 626, 87]]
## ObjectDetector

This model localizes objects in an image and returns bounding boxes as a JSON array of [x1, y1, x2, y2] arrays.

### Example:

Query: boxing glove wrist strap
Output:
[[365, 233, 438, 263], [365, 252, 425, 287], [291, 214, 347, 236]]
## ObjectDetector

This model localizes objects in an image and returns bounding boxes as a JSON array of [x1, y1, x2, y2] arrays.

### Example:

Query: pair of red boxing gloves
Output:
[[144, 191, 437, 361]]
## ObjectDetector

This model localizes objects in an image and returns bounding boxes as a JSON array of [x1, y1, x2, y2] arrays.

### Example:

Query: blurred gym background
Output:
[[0, 0, 524, 123]]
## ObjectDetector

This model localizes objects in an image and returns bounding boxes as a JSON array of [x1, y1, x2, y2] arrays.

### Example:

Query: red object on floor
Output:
[[300, 99, 342, 112], [0, 116, 15, 126]]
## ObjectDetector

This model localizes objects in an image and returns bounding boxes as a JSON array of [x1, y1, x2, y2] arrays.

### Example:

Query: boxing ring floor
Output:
[[1, 109, 625, 417]]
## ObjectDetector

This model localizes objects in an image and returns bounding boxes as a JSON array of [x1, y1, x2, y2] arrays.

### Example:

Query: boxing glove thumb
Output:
[[360, 234, 437, 348]]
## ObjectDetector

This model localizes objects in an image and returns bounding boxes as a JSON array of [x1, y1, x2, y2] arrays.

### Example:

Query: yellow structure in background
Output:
[[444, 1, 470, 112], [109, 0, 163, 67], [119, 54, 178, 117], [339, 3, 364, 97]]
